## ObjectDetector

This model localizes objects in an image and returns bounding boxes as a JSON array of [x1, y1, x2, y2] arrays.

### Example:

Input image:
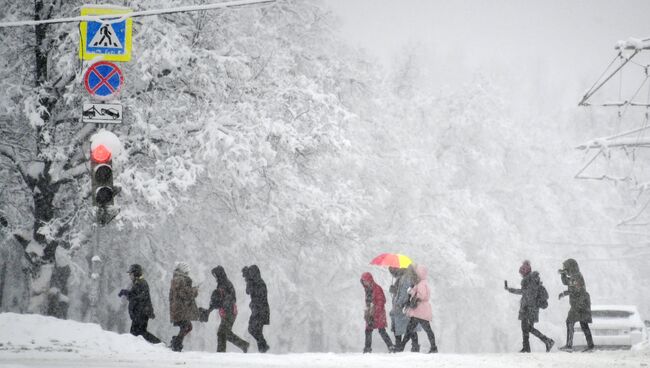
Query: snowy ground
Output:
[[1, 313, 649, 368]]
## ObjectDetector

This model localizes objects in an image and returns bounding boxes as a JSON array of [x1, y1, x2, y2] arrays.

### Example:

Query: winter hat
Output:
[[519, 260, 531, 276], [175, 261, 190, 274], [127, 264, 143, 277]]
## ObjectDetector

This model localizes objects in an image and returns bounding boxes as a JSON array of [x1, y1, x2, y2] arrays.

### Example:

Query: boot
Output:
[[411, 333, 420, 352], [520, 337, 530, 353], [241, 341, 250, 353], [428, 346, 438, 353], [258, 342, 270, 353], [559, 323, 573, 351], [170, 336, 183, 352], [363, 347, 372, 353], [545, 338, 555, 352]]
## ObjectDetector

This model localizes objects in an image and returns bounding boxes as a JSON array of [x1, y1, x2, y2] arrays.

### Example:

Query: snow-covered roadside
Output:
[[1, 313, 648, 368]]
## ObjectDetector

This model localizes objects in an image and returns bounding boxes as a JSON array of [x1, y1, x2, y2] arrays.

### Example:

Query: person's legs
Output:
[[134, 319, 161, 344], [580, 322, 594, 351], [248, 319, 269, 352], [520, 319, 531, 353], [218, 316, 249, 352], [560, 321, 575, 350], [529, 321, 554, 352], [172, 321, 192, 352], [396, 318, 418, 352], [377, 328, 394, 351], [419, 320, 438, 353], [363, 328, 372, 353], [410, 332, 420, 352]]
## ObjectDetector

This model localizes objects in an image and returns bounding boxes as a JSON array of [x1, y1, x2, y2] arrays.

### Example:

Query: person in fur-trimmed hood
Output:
[[395, 264, 438, 353]]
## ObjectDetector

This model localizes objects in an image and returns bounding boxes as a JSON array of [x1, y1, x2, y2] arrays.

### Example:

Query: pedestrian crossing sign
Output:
[[79, 6, 132, 62]]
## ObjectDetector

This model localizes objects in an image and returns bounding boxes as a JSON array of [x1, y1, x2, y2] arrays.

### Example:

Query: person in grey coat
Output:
[[506, 260, 554, 353], [558, 258, 594, 352], [388, 267, 419, 352]]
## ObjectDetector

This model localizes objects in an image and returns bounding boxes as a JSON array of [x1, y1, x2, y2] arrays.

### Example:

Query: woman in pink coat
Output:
[[361, 272, 395, 353], [396, 264, 438, 353]]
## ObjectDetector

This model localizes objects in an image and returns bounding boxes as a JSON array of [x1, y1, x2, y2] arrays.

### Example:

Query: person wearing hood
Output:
[[118, 264, 161, 344], [388, 266, 420, 352], [505, 260, 554, 353], [208, 266, 249, 352], [558, 258, 594, 352], [242, 265, 270, 353], [394, 264, 438, 353], [360, 271, 395, 353], [169, 261, 199, 352]]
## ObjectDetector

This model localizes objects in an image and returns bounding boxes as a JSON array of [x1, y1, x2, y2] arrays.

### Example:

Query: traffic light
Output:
[[91, 144, 114, 207]]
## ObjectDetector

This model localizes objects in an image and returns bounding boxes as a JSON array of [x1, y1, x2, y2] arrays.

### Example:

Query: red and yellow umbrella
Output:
[[370, 253, 413, 268]]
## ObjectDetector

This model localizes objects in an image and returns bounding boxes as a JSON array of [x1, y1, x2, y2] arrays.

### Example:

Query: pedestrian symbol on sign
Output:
[[90, 23, 123, 49]]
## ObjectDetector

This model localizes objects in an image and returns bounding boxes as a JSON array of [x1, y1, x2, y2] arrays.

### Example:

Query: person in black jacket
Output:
[[118, 264, 161, 344], [207, 266, 249, 352], [558, 258, 594, 352], [505, 260, 554, 353], [242, 265, 270, 353]]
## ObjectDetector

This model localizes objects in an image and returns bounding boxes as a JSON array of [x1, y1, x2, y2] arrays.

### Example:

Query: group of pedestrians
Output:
[[118, 262, 270, 353], [505, 258, 594, 353], [360, 264, 438, 354]]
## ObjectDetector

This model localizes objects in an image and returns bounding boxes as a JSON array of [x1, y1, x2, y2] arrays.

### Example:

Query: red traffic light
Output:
[[91, 144, 112, 164]]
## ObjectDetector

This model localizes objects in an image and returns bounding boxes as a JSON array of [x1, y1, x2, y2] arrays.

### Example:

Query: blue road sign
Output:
[[84, 61, 124, 100], [86, 20, 127, 56]]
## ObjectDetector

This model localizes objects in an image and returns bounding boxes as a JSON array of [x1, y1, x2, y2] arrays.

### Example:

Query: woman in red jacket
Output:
[[361, 272, 395, 353]]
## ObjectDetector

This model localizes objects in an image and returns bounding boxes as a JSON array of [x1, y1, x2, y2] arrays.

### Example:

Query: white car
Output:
[[574, 305, 648, 349]]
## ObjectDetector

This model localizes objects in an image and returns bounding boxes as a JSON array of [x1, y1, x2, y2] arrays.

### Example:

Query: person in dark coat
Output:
[[558, 258, 594, 352], [360, 272, 394, 353], [505, 260, 554, 353], [118, 264, 161, 344], [388, 267, 419, 352], [169, 262, 199, 352], [242, 265, 270, 353], [208, 266, 249, 352]]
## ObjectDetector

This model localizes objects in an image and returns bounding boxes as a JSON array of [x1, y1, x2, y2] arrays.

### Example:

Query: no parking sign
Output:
[[84, 61, 124, 100]]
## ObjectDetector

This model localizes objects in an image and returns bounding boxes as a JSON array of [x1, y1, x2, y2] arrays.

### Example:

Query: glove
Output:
[[558, 292, 564, 300], [118, 289, 128, 297], [151, 312, 156, 319]]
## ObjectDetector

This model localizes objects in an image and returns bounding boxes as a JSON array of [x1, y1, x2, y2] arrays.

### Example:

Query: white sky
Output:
[[324, 0, 650, 106]]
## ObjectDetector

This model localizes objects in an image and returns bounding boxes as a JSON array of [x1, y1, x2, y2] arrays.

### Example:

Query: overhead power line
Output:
[[0, 0, 276, 28]]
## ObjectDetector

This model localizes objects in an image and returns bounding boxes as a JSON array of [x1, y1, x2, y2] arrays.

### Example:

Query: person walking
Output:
[[395, 264, 438, 353], [505, 260, 554, 353], [558, 258, 594, 352], [388, 267, 419, 352], [242, 265, 270, 353], [118, 264, 161, 344], [360, 272, 394, 353], [169, 262, 199, 352], [208, 266, 249, 352]]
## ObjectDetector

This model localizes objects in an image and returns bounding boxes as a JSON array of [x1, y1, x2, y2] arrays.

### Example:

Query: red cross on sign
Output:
[[83, 61, 124, 100]]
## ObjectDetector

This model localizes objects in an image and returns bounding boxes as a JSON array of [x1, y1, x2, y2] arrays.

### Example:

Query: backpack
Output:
[[537, 284, 549, 309]]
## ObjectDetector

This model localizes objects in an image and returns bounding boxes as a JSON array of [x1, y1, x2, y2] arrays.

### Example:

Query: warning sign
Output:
[[79, 6, 132, 62]]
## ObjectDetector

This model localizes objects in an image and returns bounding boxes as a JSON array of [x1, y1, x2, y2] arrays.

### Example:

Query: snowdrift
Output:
[[0, 312, 165, 354]]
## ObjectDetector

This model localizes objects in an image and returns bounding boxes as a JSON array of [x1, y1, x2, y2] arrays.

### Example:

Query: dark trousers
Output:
[[217, 315, 249, 352], [399, 318, 437, 352], [172, 320, 192, 351], [521, 319, 550, 351], [395, 332, 419, 351], [364, 327, 393, 351], [130, 318, 161, 344], [566, 321, 594, 348], [248, 319, 269, 352]]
